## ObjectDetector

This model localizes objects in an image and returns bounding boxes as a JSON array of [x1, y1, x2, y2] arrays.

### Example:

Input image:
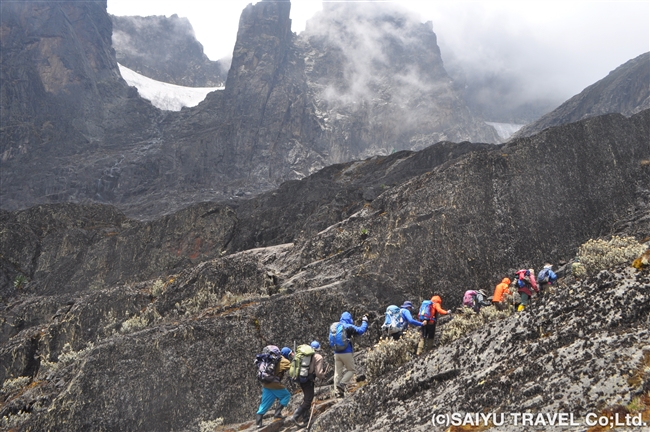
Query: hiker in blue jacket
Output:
[[537, 263, 558, 298], [331, 311, 368, 398], [392, 301, 423, 340]]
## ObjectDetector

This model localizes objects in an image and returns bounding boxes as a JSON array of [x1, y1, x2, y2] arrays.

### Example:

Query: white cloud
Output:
[[107, 0, 649, 102]]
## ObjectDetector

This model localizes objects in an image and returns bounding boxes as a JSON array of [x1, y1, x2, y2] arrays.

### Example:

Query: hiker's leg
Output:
[[256, 388, 276, 415], [416, 338, 425, 355], [417, 324, 429, 355], [276, 388, 291, 407], [338, 352, 356, 386], [299, 381, 315, 416], [426, 322, 437, 350], [333, 354, 344, 388], [518, 292, 529, 311]]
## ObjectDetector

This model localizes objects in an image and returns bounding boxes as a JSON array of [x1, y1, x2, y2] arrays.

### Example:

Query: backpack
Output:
[[537, 268, 550, 284], [289, 344, 315, 383], [381, 305, 406, 335], [517, 270, 532, 288], [463, 290, 477, 307], [254, 345, 281, 383], [418, 300, 434, 321], [329, 322, 350, 352]]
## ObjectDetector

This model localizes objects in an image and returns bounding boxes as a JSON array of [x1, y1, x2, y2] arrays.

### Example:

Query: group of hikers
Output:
[[252, 264, 558, 428], [461, 263, 558, 313]]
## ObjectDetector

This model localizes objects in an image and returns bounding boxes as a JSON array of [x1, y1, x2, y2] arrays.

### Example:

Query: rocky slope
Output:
[[312, 266, 650, 431], [0, 110, 648, 431], [514, 51, 650, 138], [1, 0, 502, 219], [111, 14, 226, 87]]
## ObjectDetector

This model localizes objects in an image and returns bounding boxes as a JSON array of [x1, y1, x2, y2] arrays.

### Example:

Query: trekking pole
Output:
[[306, 399, 316, 430]]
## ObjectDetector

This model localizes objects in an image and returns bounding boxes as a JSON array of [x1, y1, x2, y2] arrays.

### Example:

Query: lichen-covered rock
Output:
[[311, 268, 650, 431], [0, 110, 648, 430]]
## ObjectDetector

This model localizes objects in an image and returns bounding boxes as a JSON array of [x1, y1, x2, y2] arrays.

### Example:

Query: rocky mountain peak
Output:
[[111, 14, 226, 87], [514, 51, 650, 138]]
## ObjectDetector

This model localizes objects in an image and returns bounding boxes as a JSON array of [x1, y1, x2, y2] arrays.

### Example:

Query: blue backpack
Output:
[[418, 300, 434, 321], [329, 322, 350, 352], [381, 305, 406, 335]]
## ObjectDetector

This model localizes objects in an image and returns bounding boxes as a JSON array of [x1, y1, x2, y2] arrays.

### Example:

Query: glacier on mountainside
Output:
[[118, 63, 224, 111], [486, 122, 524, 140]]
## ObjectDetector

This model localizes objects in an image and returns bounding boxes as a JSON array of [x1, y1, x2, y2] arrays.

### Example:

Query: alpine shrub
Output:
[[577, 236, 646, 276], [366, 329, 420, 380], [439, 305, 512, 345]]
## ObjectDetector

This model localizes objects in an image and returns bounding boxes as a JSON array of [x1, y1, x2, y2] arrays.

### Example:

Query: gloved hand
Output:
[[362, 315, 368, 322]]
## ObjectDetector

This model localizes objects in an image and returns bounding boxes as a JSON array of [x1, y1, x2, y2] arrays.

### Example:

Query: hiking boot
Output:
[[255, 414, 264, 429], [335, 385, 345, 398], [273, 405, 286, 419], [290, 407, 304, 425]]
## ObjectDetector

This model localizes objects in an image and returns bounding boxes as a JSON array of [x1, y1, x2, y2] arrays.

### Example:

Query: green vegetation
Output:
[[13, 274, 27, 289], [577, 236, 646, 276], [439, 304, 514, 345], [366, 329, 420, 380]]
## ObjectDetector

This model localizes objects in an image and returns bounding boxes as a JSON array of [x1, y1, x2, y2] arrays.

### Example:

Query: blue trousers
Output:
[[256, 387, 291, 415]]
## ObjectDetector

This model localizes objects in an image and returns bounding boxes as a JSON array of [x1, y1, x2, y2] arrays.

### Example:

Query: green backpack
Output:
[[289, 344, 315, 383]]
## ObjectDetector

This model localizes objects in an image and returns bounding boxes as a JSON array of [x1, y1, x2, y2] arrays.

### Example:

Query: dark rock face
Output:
[[0, 0, 164, 213], [1, 0, 504, 219], [0, 202, 237, 300], [1, 110, 648, 430], [111, 14, 226, 87], [515, 52, 650, 138]]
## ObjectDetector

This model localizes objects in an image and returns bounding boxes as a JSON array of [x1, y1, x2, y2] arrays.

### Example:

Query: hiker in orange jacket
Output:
[[492, 277, 511, 311], [416, 295, 450, 355]]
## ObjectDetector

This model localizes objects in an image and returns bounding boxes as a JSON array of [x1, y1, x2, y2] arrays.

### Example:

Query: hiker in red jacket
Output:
[[516, 268, 538, 311]]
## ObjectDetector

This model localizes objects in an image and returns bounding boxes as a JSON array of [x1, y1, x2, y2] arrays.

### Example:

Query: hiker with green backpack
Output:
[[288, 341, 327, 426], [329, 311, 368, 398]]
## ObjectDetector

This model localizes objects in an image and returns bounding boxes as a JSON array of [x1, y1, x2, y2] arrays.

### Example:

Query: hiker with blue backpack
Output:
[[381, 301, 423, 340], [254, 345, 292, 428], [536, 263, 557, 298], [330, 311, 368, 398], [416, 295, 450, 355], [288, 341, 327, 426]]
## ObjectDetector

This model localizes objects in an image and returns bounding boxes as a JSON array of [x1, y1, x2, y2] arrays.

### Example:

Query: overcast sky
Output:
[[107, 0, 649, 101]]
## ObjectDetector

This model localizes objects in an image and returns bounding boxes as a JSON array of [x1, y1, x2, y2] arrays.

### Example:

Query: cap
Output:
[[281, 347, 293, 359], [400, 301, 413, 309], [310, 341, 321, 351]]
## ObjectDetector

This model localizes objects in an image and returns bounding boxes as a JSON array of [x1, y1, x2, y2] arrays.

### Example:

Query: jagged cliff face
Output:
[[514, 52, 650, 138], [111, 14, 226, 87], [298, 3, 500, 159], [1, 0, 503, 219], [312, 267, 650, 431], [0, 0, 164, 213], [1, 111, 648, 430]]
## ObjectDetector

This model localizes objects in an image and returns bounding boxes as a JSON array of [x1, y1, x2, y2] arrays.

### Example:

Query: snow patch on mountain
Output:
[[118, 63, 223, 111], [486, 122, 525, 140]]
